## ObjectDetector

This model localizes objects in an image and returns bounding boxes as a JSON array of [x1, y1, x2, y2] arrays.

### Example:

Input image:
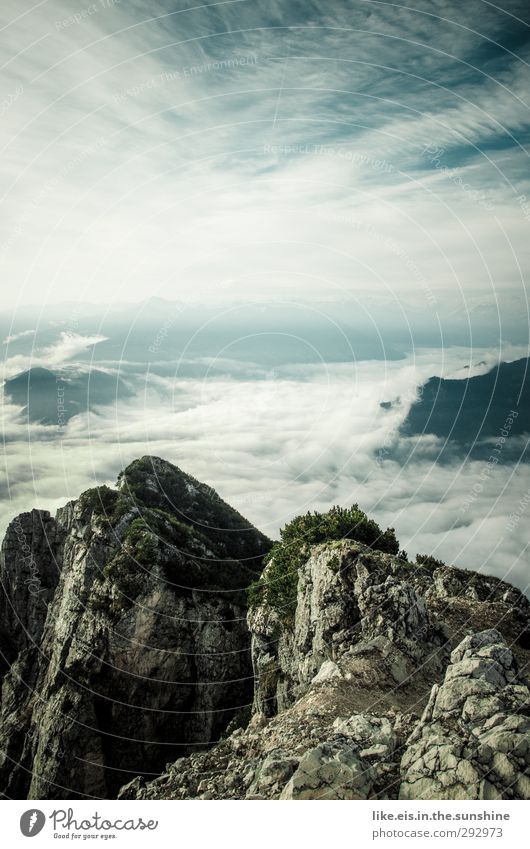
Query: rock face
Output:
[[0, 509, 61, 672], [120, 542, 530, 801], [2, 463, 529, 801], [0, 457, 270, 799], [400, 629, 530, 799], [249, 544, 447, 717]]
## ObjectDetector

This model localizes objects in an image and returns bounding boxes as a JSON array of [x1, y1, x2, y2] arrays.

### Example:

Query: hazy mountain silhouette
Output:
[[4, 366, 132, 425]]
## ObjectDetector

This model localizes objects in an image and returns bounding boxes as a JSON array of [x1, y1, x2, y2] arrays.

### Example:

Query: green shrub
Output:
[[78, 485, 120, 517], [416, 553, 446, 570], [110, 494, 135, 524], [123, 518, 158, 565], [77, 486, 139, 530], [102, 551, 148, 615], [149, 508, 194, 547], [248, 505, 399, 620], [98, 521, 158, 615]]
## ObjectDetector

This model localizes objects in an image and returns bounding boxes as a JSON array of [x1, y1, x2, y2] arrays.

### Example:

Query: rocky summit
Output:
[[0, 457, 270, 799], [0, 458, 529, 801]]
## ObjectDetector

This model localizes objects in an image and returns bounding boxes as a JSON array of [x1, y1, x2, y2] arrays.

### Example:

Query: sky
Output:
[[0, 0, 529, 317], [1, 1, 530, 594]]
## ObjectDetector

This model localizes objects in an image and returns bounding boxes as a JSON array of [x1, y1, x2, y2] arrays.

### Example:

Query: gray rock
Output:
[[123, 542, 530, 802], [0, 458, 270, 799], [249, 543, 446, 719], [333, 714, 396, 758], [280, 741, 374, 800], [0, 510, 62, 669], [2, 479, 529, 803], [400, 630, 530, 800], [249, 750, 299, 795], [312, 660, 342, 684]]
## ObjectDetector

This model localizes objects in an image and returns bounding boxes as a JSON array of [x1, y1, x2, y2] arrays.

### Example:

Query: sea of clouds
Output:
[[1, 331, 529, 594]]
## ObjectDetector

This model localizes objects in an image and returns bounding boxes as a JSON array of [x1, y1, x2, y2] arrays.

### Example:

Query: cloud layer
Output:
[[1, 339, 529, 594]]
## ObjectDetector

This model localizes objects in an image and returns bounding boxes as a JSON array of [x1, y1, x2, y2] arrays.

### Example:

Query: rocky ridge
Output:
[[0, 458, 528, 801], [120, 541, 530, 800]]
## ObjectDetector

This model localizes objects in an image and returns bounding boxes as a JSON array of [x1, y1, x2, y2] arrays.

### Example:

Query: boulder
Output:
[[400, 630, 530, 800]]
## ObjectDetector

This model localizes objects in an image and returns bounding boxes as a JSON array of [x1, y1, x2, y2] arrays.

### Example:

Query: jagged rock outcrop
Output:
[[0, 457, 270, 799], [0, 509, 62, 673], [400, 629, 530, 799], [2, 466, 529, 801], [117, 456, 268, 569], [120, 541, 530, 801], [249, 544, 448, 717]]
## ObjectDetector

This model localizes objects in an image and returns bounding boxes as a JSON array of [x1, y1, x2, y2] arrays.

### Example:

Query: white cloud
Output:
[[0, 0, 528, 314], [2, 331, 107, 378], [1, 346, 528, 594], [2, 328, 35, 344]]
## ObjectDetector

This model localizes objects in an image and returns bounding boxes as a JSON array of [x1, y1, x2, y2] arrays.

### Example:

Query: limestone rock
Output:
[[333, 714, 396, 759], [0, 457, 270, 799], [400, 630, 530, 800], [312, 660, 342, 684], [249, 543, 447, 719], [249, 750, 299, 796], [121, 544, 529, 801], [280, 741, 374, 799], [0, 510, 62, 672], [2, 469, 529, 802]]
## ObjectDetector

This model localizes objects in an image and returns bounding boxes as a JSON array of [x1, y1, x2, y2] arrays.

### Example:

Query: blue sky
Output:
[[0, 0, 529, 319]]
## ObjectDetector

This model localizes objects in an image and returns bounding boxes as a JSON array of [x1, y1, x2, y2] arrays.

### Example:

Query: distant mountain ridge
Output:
[[400, 357, 530, 450], [3, 366, 132, 425]]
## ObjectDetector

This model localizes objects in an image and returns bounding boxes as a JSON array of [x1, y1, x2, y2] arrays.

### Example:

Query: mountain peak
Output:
[[1, 467, 528, 801], [117, 455, 270, 566]]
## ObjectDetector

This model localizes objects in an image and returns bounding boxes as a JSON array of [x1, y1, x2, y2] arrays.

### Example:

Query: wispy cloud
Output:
[[0, 0, 528, 314], [2, 331, 107, 378], [2, 328, 35, 344]]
